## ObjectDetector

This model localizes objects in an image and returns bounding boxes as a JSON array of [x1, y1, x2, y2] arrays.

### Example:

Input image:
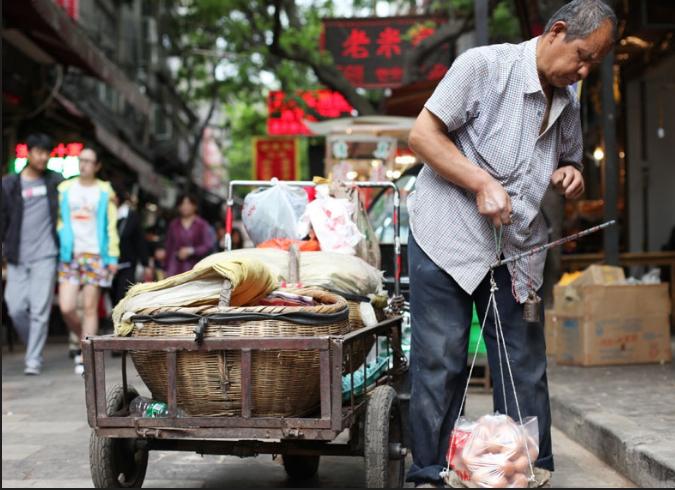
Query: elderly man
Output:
[[405, 0, 616, 486]]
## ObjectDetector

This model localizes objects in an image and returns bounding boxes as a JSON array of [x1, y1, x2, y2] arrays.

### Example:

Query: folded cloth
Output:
[[196, 249, 384, 298], [112, 257, 276, 336]]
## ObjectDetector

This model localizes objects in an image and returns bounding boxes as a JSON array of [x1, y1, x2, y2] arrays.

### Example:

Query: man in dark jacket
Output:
[[110, 186, 151, 307], [2, 133, 63, 375]]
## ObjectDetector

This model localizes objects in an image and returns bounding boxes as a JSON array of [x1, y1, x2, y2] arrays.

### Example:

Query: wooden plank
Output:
[[330, 340, 343, 431], [91, 336, 330, 351], [96, 415, 332, 429], [166, 351, 177, 417], [95, 427, 339, 440], [240, 349, 252, 418], [319, 349, 331, 420], [82, 341, 97, 428], [94, 351, 107, 418]]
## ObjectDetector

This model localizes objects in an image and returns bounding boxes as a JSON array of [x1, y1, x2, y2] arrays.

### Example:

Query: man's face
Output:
[[27, 147, 50, 173], [541, 20, 614, 88]]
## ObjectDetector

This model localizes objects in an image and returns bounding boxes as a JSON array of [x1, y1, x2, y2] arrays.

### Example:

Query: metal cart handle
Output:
[[224, 180, 402, 297]]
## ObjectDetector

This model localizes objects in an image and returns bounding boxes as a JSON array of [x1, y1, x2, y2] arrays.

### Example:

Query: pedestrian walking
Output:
[[1, 133, 63, 375], [404, 0, 616, 486], [163, 194, 215, 276], [57, 146, 119, 375], [110, 186, 152, 307]]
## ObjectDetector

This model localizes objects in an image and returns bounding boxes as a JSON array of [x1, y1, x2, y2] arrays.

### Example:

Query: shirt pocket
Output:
[[469, 103, 525, 184]]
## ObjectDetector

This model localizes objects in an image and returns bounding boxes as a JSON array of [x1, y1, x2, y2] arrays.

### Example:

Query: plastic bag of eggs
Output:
[[448, 414, 539, 488]]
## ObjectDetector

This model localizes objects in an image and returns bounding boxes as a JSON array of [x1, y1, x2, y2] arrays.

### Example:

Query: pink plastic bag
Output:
[[297, 184, 364, 254]]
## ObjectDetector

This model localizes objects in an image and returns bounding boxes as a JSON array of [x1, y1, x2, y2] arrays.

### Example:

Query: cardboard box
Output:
[[544, 309, 557, 358], [554, 283, 672, 366]]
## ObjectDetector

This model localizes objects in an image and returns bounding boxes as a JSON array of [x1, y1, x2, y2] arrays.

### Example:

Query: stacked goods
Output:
[[447, 414, 539, 488], [552, 265, 672, 366], [196, 249, 385, 299]]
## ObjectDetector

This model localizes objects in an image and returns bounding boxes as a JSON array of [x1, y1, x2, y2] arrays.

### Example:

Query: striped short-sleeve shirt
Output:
[[408, 36, 583, 302]]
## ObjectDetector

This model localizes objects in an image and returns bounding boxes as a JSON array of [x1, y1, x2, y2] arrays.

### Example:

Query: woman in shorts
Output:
[[57, 146, 119, 374]]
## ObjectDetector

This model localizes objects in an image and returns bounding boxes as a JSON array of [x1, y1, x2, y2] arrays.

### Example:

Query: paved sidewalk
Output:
[[3, 342, 634, 488], [548, 354, 675, 488]]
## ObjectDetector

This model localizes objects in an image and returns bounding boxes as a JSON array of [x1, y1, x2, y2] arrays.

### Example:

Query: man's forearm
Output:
[[409, 109, 492, 194]]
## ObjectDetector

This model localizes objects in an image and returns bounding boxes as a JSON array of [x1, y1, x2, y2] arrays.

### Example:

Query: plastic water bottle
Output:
[[129, 396, 184, 417]]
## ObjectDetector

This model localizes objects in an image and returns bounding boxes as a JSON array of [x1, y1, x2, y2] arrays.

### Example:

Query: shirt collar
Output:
[[523, 37, 543, 94]]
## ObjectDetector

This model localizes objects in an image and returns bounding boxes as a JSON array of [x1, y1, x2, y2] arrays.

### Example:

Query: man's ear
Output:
[[547, 20, 568, 42]]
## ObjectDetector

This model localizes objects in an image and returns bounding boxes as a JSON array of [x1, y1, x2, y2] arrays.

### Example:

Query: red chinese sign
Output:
[[267, 90, 354, 136], [55, 0, 79, 20], [15, 142, 83, 158], [322, 16, 451, 88], [253, 137, 299, 181]]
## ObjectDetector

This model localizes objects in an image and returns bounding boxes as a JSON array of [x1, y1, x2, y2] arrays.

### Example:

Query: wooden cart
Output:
[[84, 180, 409, 488]]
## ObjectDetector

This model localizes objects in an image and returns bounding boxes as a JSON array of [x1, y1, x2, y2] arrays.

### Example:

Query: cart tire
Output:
[[364, 385, 405, 488], [282, 454, 320, 480], [90, 385, 148, 488]]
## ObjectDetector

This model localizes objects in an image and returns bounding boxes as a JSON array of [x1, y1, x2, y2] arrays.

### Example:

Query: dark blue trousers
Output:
[[406, 233, 553, 484]]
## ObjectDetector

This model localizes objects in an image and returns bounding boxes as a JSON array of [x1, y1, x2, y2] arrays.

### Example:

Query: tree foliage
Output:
[[163, 0, 521, 176]]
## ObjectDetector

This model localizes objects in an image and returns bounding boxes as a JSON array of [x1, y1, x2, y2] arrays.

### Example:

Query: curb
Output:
[[550, 393, 675, 488]]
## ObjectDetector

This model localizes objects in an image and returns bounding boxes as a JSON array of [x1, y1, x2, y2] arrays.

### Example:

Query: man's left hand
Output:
[[551, 166, 584, 199], [108, 264, 118, 275]]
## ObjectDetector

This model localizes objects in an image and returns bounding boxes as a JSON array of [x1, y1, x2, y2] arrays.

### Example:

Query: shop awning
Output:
[[304, 116, 415, 139], [3, 0, 151, 115]]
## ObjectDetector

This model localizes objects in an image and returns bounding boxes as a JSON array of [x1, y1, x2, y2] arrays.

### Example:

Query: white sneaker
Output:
[[74, 354, 84, 375]]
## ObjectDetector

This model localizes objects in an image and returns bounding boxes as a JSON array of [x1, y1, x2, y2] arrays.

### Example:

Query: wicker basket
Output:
[[129, 288, 350, 417], [342, 300, 386, 372]]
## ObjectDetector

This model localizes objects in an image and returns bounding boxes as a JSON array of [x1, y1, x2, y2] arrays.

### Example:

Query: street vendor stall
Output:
[[306, 116, 417, 191]]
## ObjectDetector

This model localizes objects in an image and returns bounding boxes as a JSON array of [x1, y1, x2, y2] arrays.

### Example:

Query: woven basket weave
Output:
[[129, 289, 350, 417], [342, 300, 386, 372]]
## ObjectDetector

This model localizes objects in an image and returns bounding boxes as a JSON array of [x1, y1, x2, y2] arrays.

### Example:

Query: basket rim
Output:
[[139, 288, 346, 312]]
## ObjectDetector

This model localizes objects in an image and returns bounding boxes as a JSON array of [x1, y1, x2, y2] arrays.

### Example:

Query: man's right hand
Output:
[[476, 178, 513, 227]]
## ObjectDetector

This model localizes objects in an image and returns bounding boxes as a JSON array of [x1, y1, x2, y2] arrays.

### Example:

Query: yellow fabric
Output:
[[312, 176, 330, 185], [112, 257, 276, 336], [558, 271, 582, 286], [103, 181, 120, 260]]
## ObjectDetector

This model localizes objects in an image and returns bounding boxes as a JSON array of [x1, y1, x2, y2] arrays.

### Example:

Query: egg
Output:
[[513, 455, 529, 474], [486, 475, 509, 488], [510, 473, 529, 488], [501, 460, 516, 477], [471, 468, 508, 488], [526, 437, 539, 461], [487, 441, 504, 454], [473, 423, 493, 442]]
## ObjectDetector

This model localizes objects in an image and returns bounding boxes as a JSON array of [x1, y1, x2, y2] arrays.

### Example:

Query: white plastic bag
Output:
[[297, 184, 364, 255], [242, 179, 308, 245], [447, 414, 539, 488]]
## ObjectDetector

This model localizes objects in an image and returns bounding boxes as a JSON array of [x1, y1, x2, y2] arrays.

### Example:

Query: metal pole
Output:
[[601, 50, 619, 265], [475, 0, 489, 46], [490, 220, 616, 269]]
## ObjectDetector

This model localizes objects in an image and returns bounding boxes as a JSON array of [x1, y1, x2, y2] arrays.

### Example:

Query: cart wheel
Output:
[[90, 385, 148, 488], [282, 454, 320, 480], [364, 385, 405, 488]]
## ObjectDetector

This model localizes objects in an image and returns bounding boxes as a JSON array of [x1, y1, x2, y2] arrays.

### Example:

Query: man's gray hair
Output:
[[544, 0, 617, 41]]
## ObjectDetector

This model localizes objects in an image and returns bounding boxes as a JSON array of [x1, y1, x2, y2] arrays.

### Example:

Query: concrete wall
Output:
[[626, 54, 675, 252]]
